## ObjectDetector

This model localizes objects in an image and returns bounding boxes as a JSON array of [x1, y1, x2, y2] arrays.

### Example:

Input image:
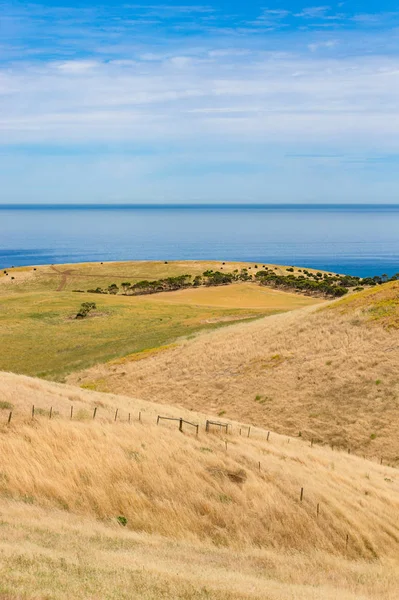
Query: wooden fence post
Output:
[[49, 407, 53, 420], [8, 411, 12, 424], [196, 424, 199, 437], [258, 461, 261, 471], [70, 406, 73, 420], [317, 503, 320, 517], [32, 405, 35, 419], [128, 412, 131, 423], [157, 416, 160, 425], [267, 431, 270, 441], [300, 487, 304, 502], [138, 411, 141, 422], [114, 408, 118, 422], [93, 407, 97, 419], [225, 440, 228, 451], [179, 418, 183, 432], [247, 427, 251, 438]]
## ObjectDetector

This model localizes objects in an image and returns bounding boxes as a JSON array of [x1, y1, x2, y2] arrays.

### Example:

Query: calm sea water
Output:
[[1, 204, 399, 277]]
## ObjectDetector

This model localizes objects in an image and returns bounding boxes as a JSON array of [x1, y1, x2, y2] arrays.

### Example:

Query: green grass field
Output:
[[0, 290, 267, 380], [0, 261, 324, 381]]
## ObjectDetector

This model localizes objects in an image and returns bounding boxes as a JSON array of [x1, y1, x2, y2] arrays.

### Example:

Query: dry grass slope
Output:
[[70, 282, 399, 465], [0, 371, 398, 599], [330, 279, 399, 328]]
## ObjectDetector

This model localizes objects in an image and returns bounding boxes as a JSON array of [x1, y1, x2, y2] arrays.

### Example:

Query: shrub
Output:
[[76, 302, 96, 319], [107, 284, 119, 295], [0, 401, 13, 410]]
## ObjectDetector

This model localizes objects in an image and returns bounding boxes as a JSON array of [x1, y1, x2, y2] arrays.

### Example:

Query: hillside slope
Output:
[[0, 261, 325, 380], [70, 282, 399, 465], [0, 371, 398, 599]]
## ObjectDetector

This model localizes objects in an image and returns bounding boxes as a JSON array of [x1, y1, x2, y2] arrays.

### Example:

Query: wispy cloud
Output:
[[2, 2, 399, 202], [296, 6, 332, 19], [308, 39, 338, 51]]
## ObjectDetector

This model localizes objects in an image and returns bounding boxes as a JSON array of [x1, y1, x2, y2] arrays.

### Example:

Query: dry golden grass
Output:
[[70, 283, 399, 466], [0, 371, 398, 598], [330, 279, 399, 328], [0, 260, 333, 294], [1, 502, 398, 600], [147, 282, 323, 310]]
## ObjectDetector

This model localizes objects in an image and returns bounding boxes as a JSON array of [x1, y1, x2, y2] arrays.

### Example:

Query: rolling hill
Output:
[[0, 261, 323, 380], [70, 281, 399, 466], [0, 370, 398, 599]]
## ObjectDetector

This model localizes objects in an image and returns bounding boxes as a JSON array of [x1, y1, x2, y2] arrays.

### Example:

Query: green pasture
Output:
[[0, 289, 266, 380]]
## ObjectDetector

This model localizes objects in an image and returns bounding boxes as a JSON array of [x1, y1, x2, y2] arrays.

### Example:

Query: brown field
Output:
[[70, 282, 399, 466], [0, 259, 335, 294], [0, 371, 398, 599], [146, 282, 323, 310]]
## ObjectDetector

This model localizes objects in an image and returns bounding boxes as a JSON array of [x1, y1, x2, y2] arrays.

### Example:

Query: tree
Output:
[[107, 283, 119, 295], [121, 282, 131, 294], [76, 302, 96, 319]]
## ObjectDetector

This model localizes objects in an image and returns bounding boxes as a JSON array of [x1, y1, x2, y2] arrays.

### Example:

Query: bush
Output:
[[107, 284, 119, 295], [76, 302, 96, 319], [0, 401, 13, 410]]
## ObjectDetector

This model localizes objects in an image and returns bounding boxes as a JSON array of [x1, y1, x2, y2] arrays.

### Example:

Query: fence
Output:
[[157, 415, 199, 436], [1, 402, 366, 553], [3, 404, 391, 469]]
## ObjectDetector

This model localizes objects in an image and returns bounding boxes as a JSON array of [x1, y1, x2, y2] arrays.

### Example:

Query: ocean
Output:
[[1, 204, 399, 277]]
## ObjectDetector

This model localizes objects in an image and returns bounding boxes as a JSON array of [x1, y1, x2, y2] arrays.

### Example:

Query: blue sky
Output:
[[1, 1, 399, 203]]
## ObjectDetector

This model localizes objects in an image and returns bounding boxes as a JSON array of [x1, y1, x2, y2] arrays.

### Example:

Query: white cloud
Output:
[[308, 39, 338, 51], [1, 50, 399, 149], [2, 3, 399, 202], [168, 56, 192, 68], [55, 60, 100, 73], [296, 6, 331, 19]]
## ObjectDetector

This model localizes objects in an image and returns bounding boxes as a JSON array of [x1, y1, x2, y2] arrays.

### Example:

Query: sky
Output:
[[1, 0, 399, 204]]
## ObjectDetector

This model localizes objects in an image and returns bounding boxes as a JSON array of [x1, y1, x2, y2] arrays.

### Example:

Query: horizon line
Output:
[[2, 203, 399, 210]]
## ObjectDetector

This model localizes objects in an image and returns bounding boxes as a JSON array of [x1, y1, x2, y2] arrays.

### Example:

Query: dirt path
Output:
[[50, 265, 73, 292]]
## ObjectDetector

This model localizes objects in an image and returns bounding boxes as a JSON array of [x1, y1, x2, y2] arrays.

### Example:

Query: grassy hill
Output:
[[71, 281, 399, 466], [0, 371, 398, 599], [0, 261, 323, 380]]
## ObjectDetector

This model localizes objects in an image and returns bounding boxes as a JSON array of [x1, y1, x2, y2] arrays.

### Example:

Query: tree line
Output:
[[76, 267, 399, 299]]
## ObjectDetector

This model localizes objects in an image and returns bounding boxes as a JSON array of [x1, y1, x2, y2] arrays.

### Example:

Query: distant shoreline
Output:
[[2, 203, 399, 210]]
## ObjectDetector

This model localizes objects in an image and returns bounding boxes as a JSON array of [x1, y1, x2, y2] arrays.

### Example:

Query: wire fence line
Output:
[[1, 402, 376, 553], [2, 403, 392, 471]]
